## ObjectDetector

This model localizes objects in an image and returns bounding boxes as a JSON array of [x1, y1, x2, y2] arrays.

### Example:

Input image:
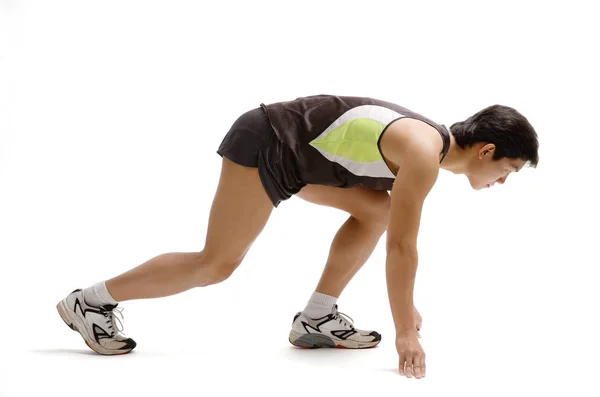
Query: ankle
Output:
[[83, 281, 119, 307], [302, 291, 338, 318]]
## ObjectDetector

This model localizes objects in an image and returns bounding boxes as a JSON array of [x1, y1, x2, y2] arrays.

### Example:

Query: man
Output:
[[56, 94, 539, 379]]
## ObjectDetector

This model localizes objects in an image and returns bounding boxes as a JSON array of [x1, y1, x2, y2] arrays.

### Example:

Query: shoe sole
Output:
[[288, 330, 380, 349], [56, 300, 133, 356]]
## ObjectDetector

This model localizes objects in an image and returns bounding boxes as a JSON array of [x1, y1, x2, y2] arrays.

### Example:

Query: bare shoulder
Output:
[[381, 118, 442, 244], [379, 118, 443, 172], [380, 118, 441, 198]]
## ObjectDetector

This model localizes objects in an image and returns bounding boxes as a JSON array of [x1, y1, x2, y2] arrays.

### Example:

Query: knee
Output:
[[206, 258, 242, 284], [192, 251, 243, 286]]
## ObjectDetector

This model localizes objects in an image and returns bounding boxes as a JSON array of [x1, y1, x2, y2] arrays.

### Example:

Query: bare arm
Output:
[[379, 119, 442, 379], [381, 120, 441, 333], [386, 157, 439, 332]]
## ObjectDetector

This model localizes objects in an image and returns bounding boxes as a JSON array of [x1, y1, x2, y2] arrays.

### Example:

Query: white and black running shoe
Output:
[[289, 304, 381, 349], [57, 289, 136, 355]]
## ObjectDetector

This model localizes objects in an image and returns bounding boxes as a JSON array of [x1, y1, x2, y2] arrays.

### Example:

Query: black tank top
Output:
[[260, 94, 450, 191]]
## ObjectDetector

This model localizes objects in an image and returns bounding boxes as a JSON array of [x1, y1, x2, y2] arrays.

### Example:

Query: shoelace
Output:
[[102, 307, 125, 337], [333, 310, 355, 329]]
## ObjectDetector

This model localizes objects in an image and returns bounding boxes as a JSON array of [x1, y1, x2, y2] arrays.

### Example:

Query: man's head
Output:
[[450, 104, 539, 190]]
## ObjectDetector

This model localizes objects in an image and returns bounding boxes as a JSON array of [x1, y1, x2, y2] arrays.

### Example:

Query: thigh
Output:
[[296, 184, 390, 222], [203, 157, 274, 264]]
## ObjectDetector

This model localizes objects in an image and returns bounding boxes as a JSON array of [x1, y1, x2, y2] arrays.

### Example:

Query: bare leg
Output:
[[105, 157, 274, 302], [295, 185, 390, 298]]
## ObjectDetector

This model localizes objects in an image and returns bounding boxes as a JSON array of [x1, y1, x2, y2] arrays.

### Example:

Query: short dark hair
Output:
[[450, 105, 539, 167]]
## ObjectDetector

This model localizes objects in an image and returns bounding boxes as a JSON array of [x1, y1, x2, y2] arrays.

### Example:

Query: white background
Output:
[[1, 0, 599, 396]]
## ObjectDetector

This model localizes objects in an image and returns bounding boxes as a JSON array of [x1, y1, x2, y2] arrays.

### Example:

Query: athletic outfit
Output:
[[57, 94, 448, 354], [218, 94, 451, 207]]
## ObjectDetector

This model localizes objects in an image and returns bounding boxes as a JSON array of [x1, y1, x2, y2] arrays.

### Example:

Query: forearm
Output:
[[386, 243, 418, 334]]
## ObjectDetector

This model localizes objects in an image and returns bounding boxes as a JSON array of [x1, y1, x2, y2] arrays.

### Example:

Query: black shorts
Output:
[[216, 107, 305, 207]]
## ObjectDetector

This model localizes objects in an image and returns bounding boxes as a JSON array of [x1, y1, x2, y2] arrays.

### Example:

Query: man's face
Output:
[[466, 144, 526, 190]]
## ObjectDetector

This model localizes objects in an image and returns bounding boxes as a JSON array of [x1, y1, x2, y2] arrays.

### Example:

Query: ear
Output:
[[478, 143, 496, 159]]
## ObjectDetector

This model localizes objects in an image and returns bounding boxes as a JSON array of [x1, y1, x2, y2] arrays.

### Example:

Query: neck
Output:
[[440, 129, 472, 174]]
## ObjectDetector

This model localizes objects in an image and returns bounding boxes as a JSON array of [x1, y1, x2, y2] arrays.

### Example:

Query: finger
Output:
[[405, 356, 414, 378], [414, 359, 423, 379], [398, 353, 406, 376], [415, 353, 426, 379]]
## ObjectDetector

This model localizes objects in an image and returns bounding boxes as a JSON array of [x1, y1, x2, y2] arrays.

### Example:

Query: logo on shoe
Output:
[[73, 297, 103, 318], [73, 297, 112, 343], [300, 315, 357, 339], [300, 315, 330, 333], [330, 329, 357, 340]]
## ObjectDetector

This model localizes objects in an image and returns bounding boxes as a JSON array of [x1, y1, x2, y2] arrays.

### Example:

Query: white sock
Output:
[[302, 291, 338, 319], [82, 281, 119, 307]]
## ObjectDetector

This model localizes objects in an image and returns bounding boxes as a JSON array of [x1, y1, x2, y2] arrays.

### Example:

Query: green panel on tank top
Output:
[[310, 118, 386, 163]]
